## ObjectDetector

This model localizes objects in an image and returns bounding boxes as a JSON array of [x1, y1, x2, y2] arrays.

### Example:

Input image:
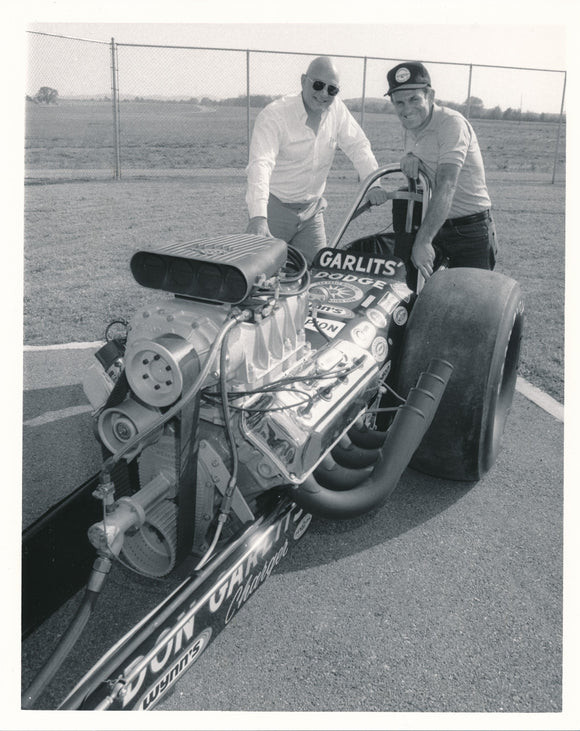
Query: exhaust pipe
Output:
[[331, 435, 380, 469], [290, 359, 453, 519], [313, 454, 374, 491], [347, 421, 387, 449]]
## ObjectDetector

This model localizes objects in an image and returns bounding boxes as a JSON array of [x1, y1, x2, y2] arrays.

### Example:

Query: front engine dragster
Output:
[[22, 164, 523, 710]]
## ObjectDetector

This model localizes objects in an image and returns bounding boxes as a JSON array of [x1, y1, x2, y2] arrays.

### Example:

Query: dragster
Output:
[[22, 164, 524, 710]]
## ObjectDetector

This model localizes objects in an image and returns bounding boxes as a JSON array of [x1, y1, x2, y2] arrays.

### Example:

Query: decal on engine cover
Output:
[[314, 248, 405, 279], [393, 306, 409, 326], [360, 295, 376, 309], [307, 297, 356, 321], [366, 307, 387, 329], [305, 316, 346, 338], [311, 270, 388, 292], [308, 280, 364, 304], [350, 320, 377, 349], [371, 337, 388, 362]]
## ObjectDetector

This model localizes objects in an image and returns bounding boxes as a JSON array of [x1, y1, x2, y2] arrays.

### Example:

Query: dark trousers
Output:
[[393, 212, 498, 290], [433, 212, 498, 271]]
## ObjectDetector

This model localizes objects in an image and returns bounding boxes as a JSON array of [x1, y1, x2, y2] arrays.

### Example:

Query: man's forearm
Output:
[[414, 179, 455, 245]]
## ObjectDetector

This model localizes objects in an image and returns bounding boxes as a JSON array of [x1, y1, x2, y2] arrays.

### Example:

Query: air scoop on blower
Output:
[[130, 233, 288, 304]]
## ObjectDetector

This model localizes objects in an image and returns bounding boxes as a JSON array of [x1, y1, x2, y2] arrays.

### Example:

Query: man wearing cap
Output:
[[385, 61, 497, 281], [246, 56, 387, 264]]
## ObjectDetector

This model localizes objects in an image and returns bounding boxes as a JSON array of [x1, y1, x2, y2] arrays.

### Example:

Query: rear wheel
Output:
[[396, 267, 524, 481]]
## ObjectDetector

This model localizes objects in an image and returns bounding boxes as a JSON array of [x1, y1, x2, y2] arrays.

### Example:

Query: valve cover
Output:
[[240, 247, 415, 483]]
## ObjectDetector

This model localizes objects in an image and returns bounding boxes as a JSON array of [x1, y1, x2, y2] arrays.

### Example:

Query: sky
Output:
[[25, 20, 568, 113]]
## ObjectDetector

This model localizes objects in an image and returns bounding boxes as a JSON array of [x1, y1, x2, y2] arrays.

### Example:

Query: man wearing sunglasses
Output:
[[246, 56, 387, 263], [386, 61, 497, 281]]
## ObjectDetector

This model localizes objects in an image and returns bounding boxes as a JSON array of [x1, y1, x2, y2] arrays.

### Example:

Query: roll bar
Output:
[[329, 163, 432, 250]]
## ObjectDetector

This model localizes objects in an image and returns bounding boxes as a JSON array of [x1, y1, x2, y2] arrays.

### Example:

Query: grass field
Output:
[[25, 100, 566, 175], [23, 103, 566, 402]]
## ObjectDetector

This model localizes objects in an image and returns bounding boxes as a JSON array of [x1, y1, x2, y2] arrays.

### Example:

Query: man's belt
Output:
[[442, 209, 490, 228]]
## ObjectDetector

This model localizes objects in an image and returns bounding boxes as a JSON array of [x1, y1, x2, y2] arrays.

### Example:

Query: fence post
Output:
[[246, 50, 251, 164], [465, 64, 473, 119], [360, 56, 368, 130], [551, 71, 566, 184], [110, 37, 121, 180]]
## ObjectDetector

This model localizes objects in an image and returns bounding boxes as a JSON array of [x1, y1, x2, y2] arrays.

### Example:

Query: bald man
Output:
[[245, 56, 387, 264]]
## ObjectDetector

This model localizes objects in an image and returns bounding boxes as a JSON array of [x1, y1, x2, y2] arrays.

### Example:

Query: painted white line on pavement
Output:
[[516, 376, 564, 423], [24, 404, 93, 427], [22, 343, 564, 424], [24, 341, 104, 352]]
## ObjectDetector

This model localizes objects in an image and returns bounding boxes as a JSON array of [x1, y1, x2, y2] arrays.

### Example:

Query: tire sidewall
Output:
[[395, 268, 523, 480]]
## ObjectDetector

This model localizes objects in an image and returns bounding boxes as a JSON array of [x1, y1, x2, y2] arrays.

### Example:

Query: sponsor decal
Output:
[[308, 299, 355, 320], [393, 306, 408, 326], [294, 513, 312, 540], [305, 316, 346, 338], [366, 307, 387, 329], [208, 509, 299, 624], [376, 282, 412, 315], [390, 281, 413, 301], [377, 291, 401, 315], [351, 320, 376, 348], [371, 337, 388, 363], [309, 277, 365, 303], [313, 271, 387, 292], [78, 502, 309, 711], [136, 628, 212, 710], [395, 67, 412, 83], [120, 610, 199, 708], [316, 249, 400, 278], [308, 286, 330, 305]]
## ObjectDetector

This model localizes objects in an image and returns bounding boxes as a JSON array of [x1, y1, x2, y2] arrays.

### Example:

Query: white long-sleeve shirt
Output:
[[246, 93, 380, 219]]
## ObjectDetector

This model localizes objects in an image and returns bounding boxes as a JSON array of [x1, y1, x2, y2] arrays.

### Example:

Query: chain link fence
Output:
[[25, 31, 566, 183]]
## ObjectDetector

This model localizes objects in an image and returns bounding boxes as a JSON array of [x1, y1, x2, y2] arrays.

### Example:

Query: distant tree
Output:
[[464, 95, 484, 109], [439, 99, 464, 113], [33, 87, 59, 104], [345, 98, 391, 114], [486, 105, 503, 120]]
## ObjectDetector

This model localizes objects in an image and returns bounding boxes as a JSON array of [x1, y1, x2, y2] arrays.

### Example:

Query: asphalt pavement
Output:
[[19, 343, 569, 723]]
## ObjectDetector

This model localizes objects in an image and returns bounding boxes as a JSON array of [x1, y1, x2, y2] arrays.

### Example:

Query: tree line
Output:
[[210, 93, 562, 123], [26, 88, 564, 123], [344, 95, 564, 123]]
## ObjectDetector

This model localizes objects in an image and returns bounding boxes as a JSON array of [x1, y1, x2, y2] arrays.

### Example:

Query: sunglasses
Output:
[[306, 75, 340, 96]]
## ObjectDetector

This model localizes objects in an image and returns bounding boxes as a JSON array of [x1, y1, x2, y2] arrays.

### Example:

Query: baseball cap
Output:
[[385, 62, 431, 96]]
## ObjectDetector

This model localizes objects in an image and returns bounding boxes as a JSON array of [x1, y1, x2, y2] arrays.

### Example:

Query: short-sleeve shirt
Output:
[[246, 93, 379, 219], [404, 104, 491, 218]]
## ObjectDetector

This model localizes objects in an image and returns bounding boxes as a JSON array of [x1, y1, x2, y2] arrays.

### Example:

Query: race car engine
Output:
[[82, 233, 427, 578]]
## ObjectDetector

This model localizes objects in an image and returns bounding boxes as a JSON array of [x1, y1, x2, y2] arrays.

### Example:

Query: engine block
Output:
[[83, 235, 415, 575], [240, 338, 378, 483]]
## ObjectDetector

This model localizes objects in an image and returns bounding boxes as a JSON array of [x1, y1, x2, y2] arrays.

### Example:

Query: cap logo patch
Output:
[[395, 67, 411, 83]]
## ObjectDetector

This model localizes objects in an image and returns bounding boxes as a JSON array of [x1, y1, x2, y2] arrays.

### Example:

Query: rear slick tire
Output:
[[396, 267, 524, 481]]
